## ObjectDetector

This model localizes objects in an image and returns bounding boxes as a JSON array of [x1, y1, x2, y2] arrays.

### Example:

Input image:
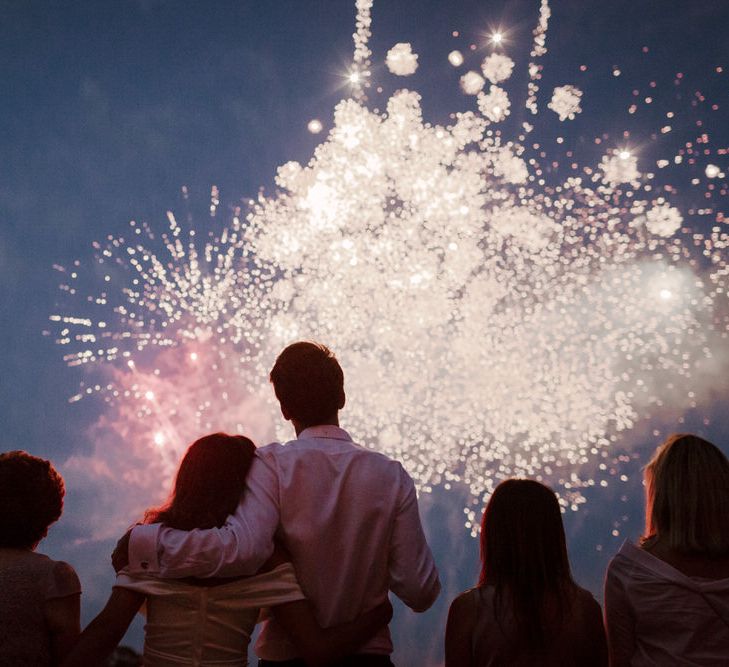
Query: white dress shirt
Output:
[[128, 425, 440, 658]]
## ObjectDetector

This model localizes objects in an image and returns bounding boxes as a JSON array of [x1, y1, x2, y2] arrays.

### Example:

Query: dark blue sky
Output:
[[2, 1, 729, 664]]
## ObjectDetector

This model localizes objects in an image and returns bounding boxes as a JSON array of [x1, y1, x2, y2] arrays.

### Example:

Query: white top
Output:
[[115, 563, 305, 666], [604, 540, 729, 666], [128, 425, 440, 658]]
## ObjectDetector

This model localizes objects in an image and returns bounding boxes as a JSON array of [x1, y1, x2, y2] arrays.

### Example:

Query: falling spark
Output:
[[307, 119, 323, 134], [448, 50, 464, 67], [525, 0, 551, 119], [706, 164, 721, 178], [385, 43, 419, 76], [350, 0, 373, 99], [548, 85, 583, 121], [460, 71, 486, 95], [481, 53, 515, 84]]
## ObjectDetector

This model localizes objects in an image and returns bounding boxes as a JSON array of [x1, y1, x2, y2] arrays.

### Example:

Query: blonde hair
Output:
[[642, 433, 729, 556]]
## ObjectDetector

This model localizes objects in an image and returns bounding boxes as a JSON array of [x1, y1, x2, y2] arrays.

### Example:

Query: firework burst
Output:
[[50, 0, 729, 534]]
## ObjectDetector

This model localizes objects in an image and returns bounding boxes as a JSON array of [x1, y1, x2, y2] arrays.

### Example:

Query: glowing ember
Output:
[[643, 202, 683, 237], [307, 119, 323, 134], [460, 70, 486, 95], [385, 43, 419, 76], [477, 85, 510, 122], [548, 85, 583, 121], [481, 53, 514, 84], [600, 151, 640, 186], [448, 50, 464, 67], [705, 164, 721, 179]]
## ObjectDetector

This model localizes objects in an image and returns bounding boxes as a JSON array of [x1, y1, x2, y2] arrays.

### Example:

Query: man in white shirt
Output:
[[121, 341, 440, 666]]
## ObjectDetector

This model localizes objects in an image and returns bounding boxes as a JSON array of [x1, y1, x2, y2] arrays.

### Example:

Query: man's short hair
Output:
[[0, 450, 65, 549], [269, 341, 344, 426]]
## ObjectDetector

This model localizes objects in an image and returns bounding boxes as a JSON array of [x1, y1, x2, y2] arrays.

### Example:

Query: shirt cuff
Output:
[[128, 523, 161, 575]]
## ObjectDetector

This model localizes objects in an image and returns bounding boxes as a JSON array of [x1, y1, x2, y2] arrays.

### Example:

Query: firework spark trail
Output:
[[350, 0, 373, 99], [50, 1, 729, 535], [525, 0, 551, 120]]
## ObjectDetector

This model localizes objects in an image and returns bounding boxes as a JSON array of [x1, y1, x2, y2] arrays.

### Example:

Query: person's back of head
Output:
[[0, 450, 65, 550], [269, 341, 345, 429], [643, 433, 729, 557], [145, 433, 255, 531], [479, 479, 575, 650]]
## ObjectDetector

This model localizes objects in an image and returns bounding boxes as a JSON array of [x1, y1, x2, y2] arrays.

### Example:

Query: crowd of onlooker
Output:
[[445, 433, 729, 666], [1, 342, 728, 666]]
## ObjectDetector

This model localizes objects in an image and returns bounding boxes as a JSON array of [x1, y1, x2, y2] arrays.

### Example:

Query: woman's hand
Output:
[[61, 588, 144, 667]]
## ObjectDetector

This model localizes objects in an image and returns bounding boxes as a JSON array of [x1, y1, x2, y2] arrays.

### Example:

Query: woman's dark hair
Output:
[[145, 433, 256, 530], [0, 451, 65, 549], [269, 341, 345, 427], [479, 479, 575, 651]]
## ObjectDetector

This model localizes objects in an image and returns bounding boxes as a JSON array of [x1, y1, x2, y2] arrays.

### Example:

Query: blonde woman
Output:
[[604, 434, 729, 666]]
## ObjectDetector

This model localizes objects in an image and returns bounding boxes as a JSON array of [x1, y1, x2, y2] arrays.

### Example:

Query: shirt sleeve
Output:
[[604, 558, 635, 667], [126, 453, 280, 578], [387, 466, 441, 612], [114, 564, 305, 608], [47, 560, 82, 600]]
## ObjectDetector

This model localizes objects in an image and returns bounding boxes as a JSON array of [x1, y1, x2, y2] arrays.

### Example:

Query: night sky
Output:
[[2, 1, 729, 664]]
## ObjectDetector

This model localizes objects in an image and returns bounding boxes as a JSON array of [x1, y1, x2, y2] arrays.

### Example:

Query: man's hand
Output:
[[111, 529, 132, 573]]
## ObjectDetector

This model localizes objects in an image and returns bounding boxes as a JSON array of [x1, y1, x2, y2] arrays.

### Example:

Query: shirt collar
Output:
[[297, 425, 353, 442]]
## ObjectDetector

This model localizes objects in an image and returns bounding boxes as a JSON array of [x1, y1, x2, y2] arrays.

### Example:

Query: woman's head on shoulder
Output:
[[0, 450, 65, 550], [480, 478, 572, 587], [145, 432, 256, 531], [642, 432, 729, 556]]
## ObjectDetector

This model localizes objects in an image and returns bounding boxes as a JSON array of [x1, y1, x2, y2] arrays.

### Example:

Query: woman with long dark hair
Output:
[[445, 479, 606, 666], [604, 433, 729, 666], [63, 433, 389, 666]]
